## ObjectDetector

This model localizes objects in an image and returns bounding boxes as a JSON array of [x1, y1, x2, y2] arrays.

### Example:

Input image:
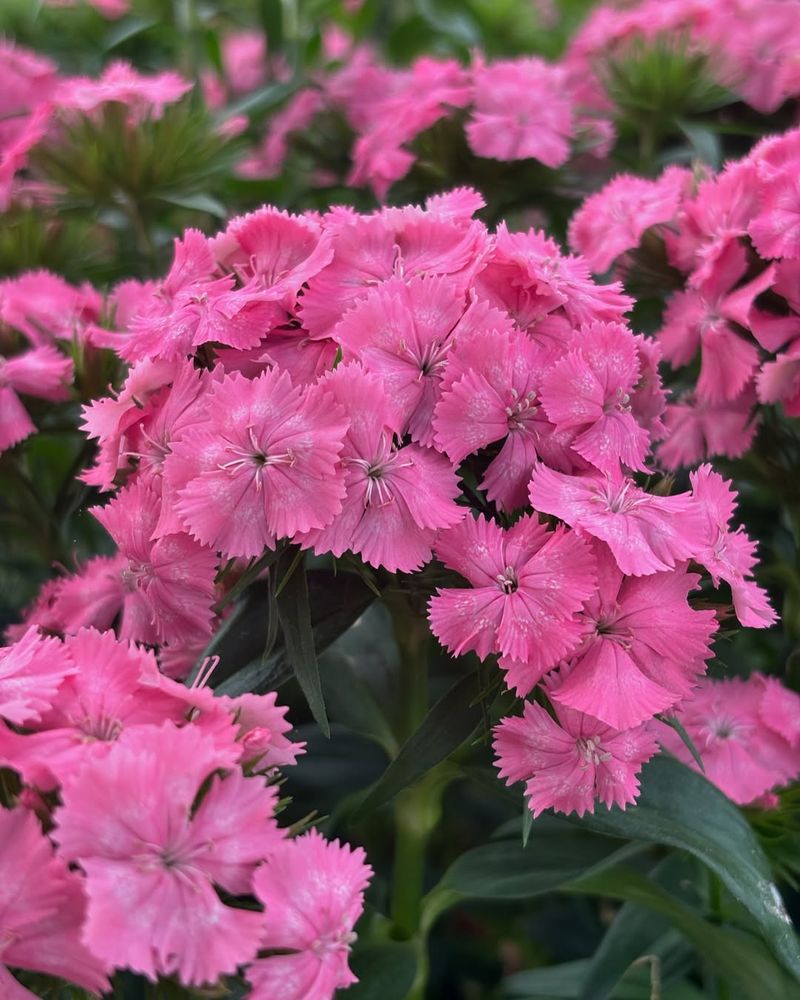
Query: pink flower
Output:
[[54, 61, 192, 121], [51, 554, 128, 634], [529, 464, 707, 576], [467, 57, 573, 167], [247, 830, 372, 1000], [5, 628, 190, 790], [0, 808, 108, 997], [657, 388, 758, 469], [221, 31, 267, 95], [428, 514, 596, 671], [658, 243, 765, 403], [0, 270, 102, 346], [0, 41, 57, 118], [758, 675, 800, 748], [689, 464, 777, 628], [0, 346, 73, 452], [474, 225, 632, 331], [659, 677, 800, 805], [90, 479, 218, 646], [171, 369, 348, 557], [211, 207, 334, 309], [493, 698, 658, 817], [0, 628, 73, 726], [54, 721, 281, 984], [549, 544, 717, 729], [433, 323, 572, 511], [299, 205, 488, 338], [540, 321, 650, 474], [240, 90, 324, 178], [331, 275, 468, 446], [568, 167, 689, 273], [757, 339, 800, 417], [223, 691, 305, 770], [749, 168, 800, 260], [299, 364, 463, 572]]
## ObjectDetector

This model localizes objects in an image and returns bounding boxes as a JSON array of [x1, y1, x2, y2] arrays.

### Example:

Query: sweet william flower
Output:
[[298, 363, 464, 573], [0, 627, 74, 726], [529, 464, 708, 576], [493, 697, 659, 817], [247, 830, 372, 1000], [657, 388, 759, 469], [549, 542, 717, 729], [90, 479, 218, 646], [0, 345, 73, 452], [429, 513, 596, 671], [689, 464, 777, 628], [540, 321, 650, 474], [0, 808, 108, 998], [54, 721, 281, 985], [172, 368, 348, 557]]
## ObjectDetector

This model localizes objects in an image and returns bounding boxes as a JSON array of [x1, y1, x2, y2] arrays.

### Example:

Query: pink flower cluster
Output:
[[0, 626, 370, 996], [563, 0, 800, 118], [0, 40, 192, 211], [243, 49, 586, 199], [570, 126, 800, 468], [10, 187, 787, 819]]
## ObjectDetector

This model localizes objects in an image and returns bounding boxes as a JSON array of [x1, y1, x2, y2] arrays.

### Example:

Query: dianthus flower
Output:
[[54, 60, 191, 121], [0, 345, 73, 451], [529, 464, 707, 576], [657, 388, 759, 469], [568, 168, 690, 273], [0, 627, 73, 726], [247, 830, 372, 1000], [0, 808, 108, 998], [466, 57, 574, 167], [428, 514, 596, 669], [298, 363, 463, 572], [494, 697, 659, 817], [90, 479, 218, 645], [548, 542, 717, 729], [171, 368, 348, 557], [659, 676, 800, 805], [433, 323, 571, 511], [54, 721, 281, 985], [689, 464, 777, 628], [540, 321, 650, 473]]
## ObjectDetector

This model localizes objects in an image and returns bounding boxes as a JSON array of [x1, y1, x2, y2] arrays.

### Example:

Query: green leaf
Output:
[[346, 941, 418, 1000], [569, 755, 800, 981], [258, 0, 284, 52], [216, 568, 375, 697], [435, 815, 647, 901], [658, 715, 705, 772], [355, 668, 484, 814], [504, 957, 706, 999], [678, 120, 721, 169], [103, 15, 158, 51], [156, 191, 227, 218], [569, 865, 800, 1000], [276, 552, 328, 736]]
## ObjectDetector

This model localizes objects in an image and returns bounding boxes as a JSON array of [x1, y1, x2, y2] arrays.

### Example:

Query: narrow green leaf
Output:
[[521, 799, 533, 848], [570, 756, 800, 981], [569, 865, 800, 1000], [103, 15, 158, 51], [155, 191, 227, 218], [436, 817, 647, 901], [276, 553, 329, 736], [678, 119, 722, 169], [355, 669, 484, 814], [657, 715, 705, 772]]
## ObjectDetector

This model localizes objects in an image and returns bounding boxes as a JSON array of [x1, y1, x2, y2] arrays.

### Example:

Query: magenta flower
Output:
[[247, 830, 372, 1000], [54, 60, 191, 121], [540, 321, 650, 474], [467, 57, 573, 167], [568, 167, 689, 273], [529, 464, 708, 576], [474, 225, 632, 331], [332, 275, 468, 446], [429, 514, 596, 668], [749, 168, 800, 260], [657, 388, 758, 469], [91, 479, 218, 646], [690, 464, 777, 628], [434, 324, 571, 511], [54, 721, 281, 985], [172, 368, 348, 557], [299, 364, 463, 572], [0, 627, 73, 726], [494, 698, 658, 817], [0, 345, 73, 452], [0, 808, 108, 997], [550, 544, 717, 729], [659, 677, 800, 806]]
